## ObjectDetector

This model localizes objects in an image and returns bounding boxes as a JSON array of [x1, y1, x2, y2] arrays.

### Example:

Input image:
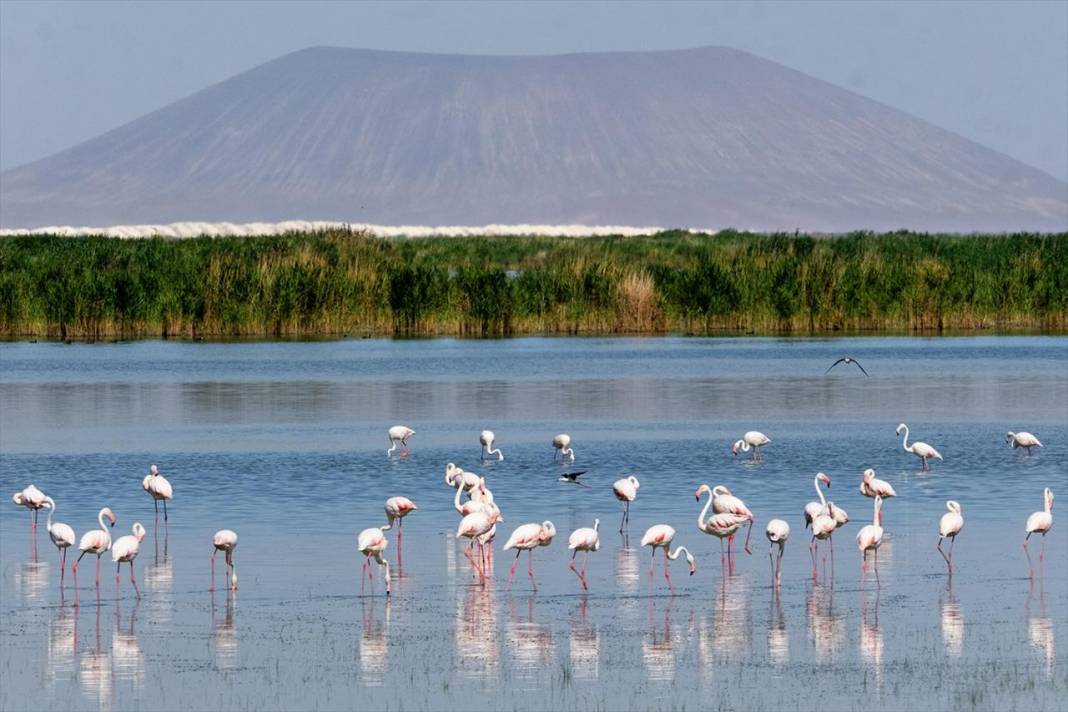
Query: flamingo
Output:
[[43, 497, 76, 585], [708, 484, 754, 555], [860, 469, 895, 525], [639, 525, 696, 586], [1006, 431, 1042, 456], [212, 529, 238, 590], [111, 523, 146, 598], [732, 431, 770, 461], [1024, 488, 1054, 575], [809, 501, 838, 578], [613, 475, 640, 532], [454, 478, 495, 517], [445, 463, 481, 491], [457, 508, 502, 585], [12, 483, 47, 537], [142, 465, 173, 522], [568, 519, 600, 591], [696, 485, 752, 572], [480, 430, 504, 461], [896, 423, 942, 471], [502, 521, 556, 590], [357, 526, 391, 595], [72, 507, 116, 599], [857, 496, 885, 579], [383, 496, 417, 539], [553, 434, 575, 462], [804, 473, 833, 529], [937, 501, 963, 573], [766, 519, 789, 586], [387, 425, 415, 457]]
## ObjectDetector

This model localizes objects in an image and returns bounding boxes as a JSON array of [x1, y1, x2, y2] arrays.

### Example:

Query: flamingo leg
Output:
[[95, 555, 101, 589], [116, 562, 121, 586], [828, 536, 835, 577], [937, 536, 951, 571], [163, 499, 168, 522], [211, 550, 217, 590], [1040, 536, 1046, 563], [776, 544, 784, 586], [663, 548, 672, 587], [130, 561, 141, 598], [948, 536, 955, 566], [809, 537, 818, 578], [528, 550, 537, 591], [649, 548, 656, 578], [154, 499, 158, 517], [744, 520, 753, 555], [582, 551, 589, 588], [768, 542, 774, 581], [873, 547, 880, 582], [60, 548, 67, 586], [1024, 533, 1034, 577], [510, 550, 521, 580], [569, 551, 584, 588]]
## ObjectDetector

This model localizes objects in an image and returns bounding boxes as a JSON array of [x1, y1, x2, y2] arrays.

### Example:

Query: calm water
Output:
[[1, 336, 1066, 711]]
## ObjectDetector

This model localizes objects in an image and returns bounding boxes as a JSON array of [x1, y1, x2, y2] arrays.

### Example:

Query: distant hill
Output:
[[1, 46, 1065, 232]]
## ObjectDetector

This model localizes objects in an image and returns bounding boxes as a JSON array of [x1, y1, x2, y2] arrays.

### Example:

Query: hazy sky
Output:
[[2, 0, 1066, 181]]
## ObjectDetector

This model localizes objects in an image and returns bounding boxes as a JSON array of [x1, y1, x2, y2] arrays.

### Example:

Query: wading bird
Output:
[[212, 529, 238, 590], [766, 519, 790, 586], [809, 502, 838, 578], [1024, 488, 1054, 576], [1006, 431, 1043, 456], [696, 485, 753, 572], [503, 521, 556, 590], [825, 357, 869, 376], [732, 431, 770, 461], [480, 430, 504, 461], [640, 525, 696, 585], [111, 523, 146, 598], [857, 496, 885, 579], [72, 507, 116, 599], [142, 465, 173, 522], [357, 526, 391, 595], [387, 425, 415, 457], [383, 496, 417, 541], [708, 485, 754, 555], [12, 483, 47, 536], [613, 475, 640, 532], [457, 508, 502, 585], [445, 463, 481, 491], [860, 469, 895, 525], [896, 423, 942, 471], [804, 473, 833, 529], [558, 470, 589, 487], [553, 433, 575, 462], [43, 497, 76, 585], [567, 519, 600, 591], [937, 501, 963, 573]]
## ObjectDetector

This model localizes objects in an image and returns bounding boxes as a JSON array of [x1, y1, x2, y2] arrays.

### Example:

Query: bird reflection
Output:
[[643, 597, 675, 681], [859, 588, 883, 691], [507, 596, 554, 684], [940, 582, 963, 658], [112, 598, 144, 686], [455, 583, 499, 679], [767, 587, 789, 665], [15, 561, 49, 603], [358, 597, 389, 686], [47, 602, 77, 684], [615, 539, 640, 592], [569, 596, 599, 680], [79, 602, 113, 712], [806, 581, 846, 663], [211, 588, 238, 670], [1027, 580, 1055, 678], [712, 573, 752, 660]]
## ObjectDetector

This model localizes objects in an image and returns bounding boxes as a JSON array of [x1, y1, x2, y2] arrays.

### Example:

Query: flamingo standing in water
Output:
[[1006, 431, 1042, 456], [696, 485, 752, 572], [445, 463, 481, 491], [12, 484, 47, 541], [387, 425, 415, 457], [732, 431, 770, 461], [357, 526, 391, 595], [480, 430, 504, 461], [43, 497, 76, 586], [72, 507, 116, 601], [212, 529, 238, 590], [937, 501, 963, 573], [502, 521, 556, 590], [766, 519, 790, 586], [709, 485, 755, 555], [804, 473, 833, 529], [383, 496, 417, 540], [553, 434, 575, 462], [896, 423, 942, 471], [860, 469, 896, 525], [856, 496, 885, 579], [613, 475, 640, 532], [111, 523, 146, 598], [568, 519, 600, 591], [809, 501, 838, 579], [1024, 488, 1054, 576], [142, 465, 173, 522], [640, 525, 696, 586], [457, 508, 502, 585]]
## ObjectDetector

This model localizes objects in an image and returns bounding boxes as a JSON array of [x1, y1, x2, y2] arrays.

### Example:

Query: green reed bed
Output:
[[0, 229, 1064, 338]]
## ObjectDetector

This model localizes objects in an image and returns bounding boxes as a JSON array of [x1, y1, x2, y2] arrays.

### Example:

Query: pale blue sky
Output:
[[2, 0, 1066, 181]]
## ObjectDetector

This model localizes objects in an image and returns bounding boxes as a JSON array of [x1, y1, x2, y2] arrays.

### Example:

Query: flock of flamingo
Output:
[[10, 424, 1054, 601]]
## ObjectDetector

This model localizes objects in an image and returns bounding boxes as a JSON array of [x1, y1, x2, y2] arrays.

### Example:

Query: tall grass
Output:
[[0, 229, 1064, 338]]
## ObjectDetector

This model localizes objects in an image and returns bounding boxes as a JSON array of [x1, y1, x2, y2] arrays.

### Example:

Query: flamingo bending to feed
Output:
[[383, 496, 417, 538], [732, 431, 770, 461], [387, 425, 415, 457], [613, 475, 640, 532], [142, 465, 173, 521], [1024, 488, 1054, 575], [502, 521, 556, 590], [357, 526, 391, 595], [860, 469, 896, 525], [12, 483, 47, 536], [212, 529, 239, 590], [1006, 431, 1042, 456], [457, 508, 502, 585], [111, 523, 146, 598], [454, 479, 495, 517], [445, 463, 481, 491], [480, 430, 504, 461], [553, 434, 575, 462], [809, 501, 838, 578], [856, 496, 885, 577], [937, 501, 963, 573], [696, 485, 752, 571], [708, 484, 754, 555], [43, 497, 76, 584], [640, 525, 696, 585], [766, 519, 789, 586], [72, 507, 116, 598], [896, 423, 942, 471], [568, 519, 600, 590]]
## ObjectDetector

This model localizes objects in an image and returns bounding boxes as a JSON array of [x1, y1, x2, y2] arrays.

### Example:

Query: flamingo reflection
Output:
[[806, 581, 846, 663], [46, 601, 77, 684], [455, 583, 498, 679], [859, 588, 883, 692], [642, 597, 676, 681], [507, 596, 554, 684], [568, 597, 599, 680], [767, 587, 788, 664], [211, 587, 238, 670], [112, 598, 144, 686], [78, 602, 113, 711], [940, 582, 963, 658], [1027, 580, 1055, 678], [358, 597, 389, 686]]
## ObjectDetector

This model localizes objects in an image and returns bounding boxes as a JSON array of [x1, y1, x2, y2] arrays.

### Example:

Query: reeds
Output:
[[0, 228, 1064, 338]]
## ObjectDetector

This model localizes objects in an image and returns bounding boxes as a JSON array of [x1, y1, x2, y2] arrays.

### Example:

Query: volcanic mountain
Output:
[[1, 46, 1065, 231]]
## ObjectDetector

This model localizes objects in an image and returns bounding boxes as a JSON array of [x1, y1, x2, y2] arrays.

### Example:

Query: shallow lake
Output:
[[1, 336, 1066, 711]]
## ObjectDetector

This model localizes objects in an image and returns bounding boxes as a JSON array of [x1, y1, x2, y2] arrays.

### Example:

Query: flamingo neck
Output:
[[698, 488, 714, 531], [900, 426, 912, 452], [453, 480, 465, 513], [667, 545, 690, 561], [46, 499, 55, 532], [593, 518, 600, 532], [97, 510, 112, 548], [814, 476, 826, 507], [872, 499, 880, 525]]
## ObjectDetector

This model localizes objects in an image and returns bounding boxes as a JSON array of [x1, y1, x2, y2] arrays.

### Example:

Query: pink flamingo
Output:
[[502, 521, 556, 590], [12, 484, 47, 545], [387, 425, 415, 457], [804, 473, 833, 528], [708, 484, 754, 556], [212, 529, 238, 590], [553, 433, 575, 462], [766, 519, 790, 586], [937, 501, 963, 573], [568, 519, 600, 591], [445, 463, 481, 490], [856, 496, 885, 581], [142, 465, 173, 522], [860, 469, 895, 525], [640, 525, 696, 587], [613, 475, 640, 532], [1006, 431, 1042, 455], [809, 501, 837, 579], [696, 485, 752, 573], [72, 507, 116, 602], [111, 523, 146, 598], [1024, 488, 1054, 576], [896, 423, 942, 471], [457, 508, 502, 585], [383, 496, 417, 539], [357, 526, 391, 595], [43, 497, 76, 587], [480, 430, 504, 461], [732, 431, 770, 461]]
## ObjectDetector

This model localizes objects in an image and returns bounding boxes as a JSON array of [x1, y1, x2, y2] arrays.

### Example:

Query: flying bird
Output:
[[558, 470, 589, 487], [825, 357, 869, 376]]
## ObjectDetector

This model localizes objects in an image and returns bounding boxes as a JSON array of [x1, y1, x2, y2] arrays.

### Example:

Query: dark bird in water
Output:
[[559, 471, 589, 487], [825, 357, 869, 376]]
